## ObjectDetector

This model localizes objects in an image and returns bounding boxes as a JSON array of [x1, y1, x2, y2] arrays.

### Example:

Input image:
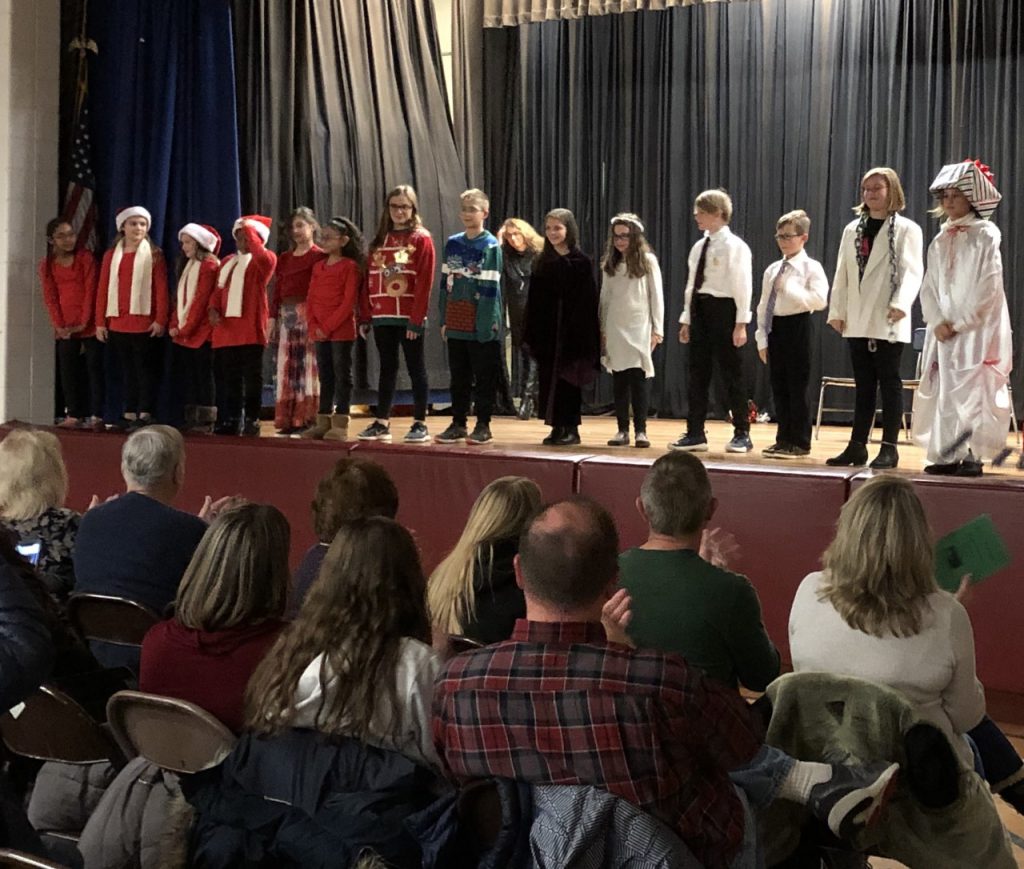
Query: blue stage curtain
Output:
[[85, 0, 242, 421]]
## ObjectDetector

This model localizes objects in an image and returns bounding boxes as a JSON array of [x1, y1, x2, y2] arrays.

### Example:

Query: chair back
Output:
[[912, 326, 927, 352], [0, 849, 71, 868], [67, 593, 161, 646], [106, 690, 236, 774], [448, 635, 485, 654], [0, 685, 124, 767]]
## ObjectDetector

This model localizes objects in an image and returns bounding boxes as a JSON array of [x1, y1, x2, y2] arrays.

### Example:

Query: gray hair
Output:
[[639, 452, 712, 538], [121, 425, 185, 490]]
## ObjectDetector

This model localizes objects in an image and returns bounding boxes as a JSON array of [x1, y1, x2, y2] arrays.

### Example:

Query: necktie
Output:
[[764, 260, 788, 337], [693, 237, 711, 291]]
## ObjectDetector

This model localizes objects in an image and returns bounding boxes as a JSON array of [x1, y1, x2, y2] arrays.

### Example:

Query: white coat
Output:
[[599, 254, 665, 377]]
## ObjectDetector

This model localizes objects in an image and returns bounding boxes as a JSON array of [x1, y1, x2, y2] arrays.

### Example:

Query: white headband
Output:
[[611, 215, 645, 234], [115, 206, 152, 232]]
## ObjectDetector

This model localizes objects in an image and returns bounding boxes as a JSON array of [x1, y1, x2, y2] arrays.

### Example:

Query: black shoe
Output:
[[954, 451, 983, 477], [924, 461, 960, 475], [435, 423, 469, 444], [808, 762, 900, 839], [466, 424, 493, 445], [554, 427, 581, 446], [668, 432, 708, 452], [607, 431, 629, 447], [762, 442, 785, 458], [826, 442, 868, 467], [725, 431, 753, 453], [774, 444, 810, 460], [241, 421, 261, 437], [542, 426, 564, 446], [517, 397, 535, 420], [214, 419, 241, 436], [869, 442, 899, 469]]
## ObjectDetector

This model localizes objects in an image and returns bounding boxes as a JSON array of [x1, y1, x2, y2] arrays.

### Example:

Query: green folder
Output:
[[934, 514, 1011, 593]]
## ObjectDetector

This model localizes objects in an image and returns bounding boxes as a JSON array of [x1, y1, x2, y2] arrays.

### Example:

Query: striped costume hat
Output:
[[928, 159, 1001, 219]]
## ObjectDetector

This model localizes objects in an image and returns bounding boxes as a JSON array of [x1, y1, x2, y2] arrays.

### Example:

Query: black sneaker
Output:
[[725, 431, 753, 453], [241, 421, 261, 437], [466, 424, 493, 445], [808, 762, 899, 839], [403, 421, 430, 444], [435, 423, 468, 444], [356, 421, 392, 442], [761, 442, 785, 457], [775, 444, 810, 459], [668, 433, 708, 452]]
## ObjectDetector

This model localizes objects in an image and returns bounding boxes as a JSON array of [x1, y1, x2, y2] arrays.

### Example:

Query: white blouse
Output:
[[599, 254, 665, 377]]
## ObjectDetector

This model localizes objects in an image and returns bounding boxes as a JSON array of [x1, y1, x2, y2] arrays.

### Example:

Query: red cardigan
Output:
[[95, 246, 170, 333], [270, 246, 326, 317], [170, 257, 219, 349], [210, 225, 277, 349], [39, 250, 98, 338], [306, 257, 361, 342]]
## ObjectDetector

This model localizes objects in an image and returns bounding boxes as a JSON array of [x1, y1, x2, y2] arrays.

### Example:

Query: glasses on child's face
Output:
[[774, 233, 800, 240], [389, 203, 413, 212], [861, 185, 887, 195], [613, 232, 632, 240]]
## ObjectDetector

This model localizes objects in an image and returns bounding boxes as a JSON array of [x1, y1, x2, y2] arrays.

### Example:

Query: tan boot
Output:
[[322, 413, 350, 441], [300, 413, 333, 439]]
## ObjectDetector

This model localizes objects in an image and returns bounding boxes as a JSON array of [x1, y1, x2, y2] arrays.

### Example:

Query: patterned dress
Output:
[[2, 506, 80, 600]]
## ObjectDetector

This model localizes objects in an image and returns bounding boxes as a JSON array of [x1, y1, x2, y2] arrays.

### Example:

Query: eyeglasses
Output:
[[774, 233, 801, 240], [613, 232, 632, 240], [861, 185, 887, 194], [389, 203, 413, 211]]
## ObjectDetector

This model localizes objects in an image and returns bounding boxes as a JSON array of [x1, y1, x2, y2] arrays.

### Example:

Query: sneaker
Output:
[[241, 421, 261, 437], [403, 421, 430, 444], [668, 433, 708, 452], [435, 423, 468, 444], [774, 444, 810, 459], [808, 762, 899, 840], [634, 432, 650, 449], [466, 424, 492, 445], [761, 442, 784, 457], [607, 431, 630, 447], [356, 421, 392, 442], [725, 432, 753, 453]]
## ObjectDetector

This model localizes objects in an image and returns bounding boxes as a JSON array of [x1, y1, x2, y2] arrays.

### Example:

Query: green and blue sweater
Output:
[[439, 230, 503, 343]]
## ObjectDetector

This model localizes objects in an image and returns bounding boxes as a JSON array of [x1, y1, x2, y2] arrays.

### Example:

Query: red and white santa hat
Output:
[[929, 159, 1002, 220], [232, 214, 272, 244], [178, 222, 221, 255], [115, 205, 152, 232]]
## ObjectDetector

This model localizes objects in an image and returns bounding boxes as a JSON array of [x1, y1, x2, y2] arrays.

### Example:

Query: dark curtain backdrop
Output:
[[231, 0, 467, 399], [481, 0, 1024, 422]]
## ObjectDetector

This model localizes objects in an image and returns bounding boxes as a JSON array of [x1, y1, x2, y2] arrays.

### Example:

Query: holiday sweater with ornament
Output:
[[439, 230, 502, 343], [361, 227, 436, 334]]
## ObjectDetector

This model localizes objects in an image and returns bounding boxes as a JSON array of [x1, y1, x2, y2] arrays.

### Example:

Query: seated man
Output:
[[73, 425, 208, 615], [618, 451, 779, 690], [433, 497, 898, 868]]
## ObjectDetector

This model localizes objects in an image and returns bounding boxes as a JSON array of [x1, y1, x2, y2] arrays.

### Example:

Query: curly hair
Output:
[[310, 458, 399, 542]]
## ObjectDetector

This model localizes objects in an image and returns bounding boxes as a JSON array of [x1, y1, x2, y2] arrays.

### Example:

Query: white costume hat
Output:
[[115, 205, 152, 232], [178, 222, 221, 255], [232, 215, 271, 244], [929, 159, 1001, 220]]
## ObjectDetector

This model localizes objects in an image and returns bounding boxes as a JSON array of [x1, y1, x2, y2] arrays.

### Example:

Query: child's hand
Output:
[[935, 322, 957, 342], [650, 334, 662, 351], [168, 328, 179, 338], [440, 325, 447, 341], [406, 329, 420, 340], [827, 319, 845, 334], [315, 328, 326, 340], [601, 588, 634, 647], [887, 307, 907, 322], [678, 324, 690, 344], [96, 327, 108, 342], [148, 321, 165, 338], [758, 348, 768, 364], [732, 324, 747, 348], [208, 309, 222, 326], [358, 324, 371, 340]]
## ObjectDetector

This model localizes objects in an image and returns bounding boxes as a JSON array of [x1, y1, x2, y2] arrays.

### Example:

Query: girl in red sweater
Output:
[[270, 207, 326, 435], [95, 206, 169, 429], [169, 223, 221, 433], [302, 217, 365, 441], [210, 215, 276, 436], [39, 219, 104, 430]]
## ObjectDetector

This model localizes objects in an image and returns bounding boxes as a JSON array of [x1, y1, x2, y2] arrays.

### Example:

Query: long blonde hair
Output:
[[0, 430, 68, 521], [427, 477, 542, 635], [819, 475, 936, 638], [500, 218, 544, 256]]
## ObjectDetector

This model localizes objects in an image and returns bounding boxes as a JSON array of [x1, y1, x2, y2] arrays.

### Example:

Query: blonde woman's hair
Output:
[[819, 475, 936, 638], [854, 167, 907, 215], [427, 476, 542, 635], [175, 503, 290, 632], [0, 430, 68, 521], [500, 218, 544, 255], [694, 189, 733, 223]]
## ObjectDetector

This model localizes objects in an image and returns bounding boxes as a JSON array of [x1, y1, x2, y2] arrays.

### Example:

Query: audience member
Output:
[[790, 474, 1024, 812], [0, 429, 80, 601], [288, 457, 399, 615], [247, 517, 441, 770], [433, 497, 898, 868], [427, 475, 541, 645], [618, 452, 779, 690], [72, 425, 210, 615], [140, 503, 290, 732]]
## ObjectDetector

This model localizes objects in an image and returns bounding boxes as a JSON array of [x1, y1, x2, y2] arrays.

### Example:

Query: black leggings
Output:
[[316, 340, 354, 414], [108, 331, 160, 416], [612, 368, 650, 433], [56, 336, 104, 418], [215, 344, 264, 423], [373, 325, 428, 421], [174, 342, 215, 408]]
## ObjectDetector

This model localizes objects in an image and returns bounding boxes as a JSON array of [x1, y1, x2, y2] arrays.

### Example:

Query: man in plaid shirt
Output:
[[433, 497, 898, 868]]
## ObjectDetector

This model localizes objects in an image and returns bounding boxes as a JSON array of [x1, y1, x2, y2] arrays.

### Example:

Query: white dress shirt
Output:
[[754, 250, 829, 350], [679, 226, 753, 325]]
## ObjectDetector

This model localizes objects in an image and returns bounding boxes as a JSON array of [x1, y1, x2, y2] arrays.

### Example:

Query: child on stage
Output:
[[210, 215, 276, 436], [436, 188, 503, 445], [169, 223, 220, 434], [671, 189, 754, 453], [303, 217, 365, 441], [95, 206, 169, 429], [599, 213, 664, 448], [912, 159, 1011, 476], [755, 210, 829, 458]]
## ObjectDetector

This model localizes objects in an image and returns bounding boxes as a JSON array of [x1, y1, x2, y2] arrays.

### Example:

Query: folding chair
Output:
[[0, 850, 71, 868], [66, 594, 161, 647]]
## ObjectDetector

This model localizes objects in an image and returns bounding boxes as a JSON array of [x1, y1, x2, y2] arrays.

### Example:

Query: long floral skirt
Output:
[[274, 302, 319, 431]]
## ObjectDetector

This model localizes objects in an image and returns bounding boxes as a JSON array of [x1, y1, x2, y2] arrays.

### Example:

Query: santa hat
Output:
[[178, 222, 221, 256], [929, 159, 1002, 220], [115, 205, 152, 232], [232, 215, 272, 244]]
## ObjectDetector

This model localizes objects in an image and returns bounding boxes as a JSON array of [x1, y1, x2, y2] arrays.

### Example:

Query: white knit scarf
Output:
[[217, 253, 252, 318], [106, 239, 153, 317], [176, 259, 201, 323]]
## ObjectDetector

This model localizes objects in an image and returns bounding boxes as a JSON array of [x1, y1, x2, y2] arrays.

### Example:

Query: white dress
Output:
[[912, 216, 1013, 463], [599, 253, 664, 377]]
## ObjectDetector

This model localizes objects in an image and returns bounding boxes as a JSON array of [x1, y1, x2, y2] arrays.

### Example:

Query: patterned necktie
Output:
[[764, 260, 789, 337], [693, 237, 711, 291]]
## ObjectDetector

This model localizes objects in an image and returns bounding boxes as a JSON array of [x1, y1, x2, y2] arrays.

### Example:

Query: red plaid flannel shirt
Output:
[[432, 620, 762, 868]]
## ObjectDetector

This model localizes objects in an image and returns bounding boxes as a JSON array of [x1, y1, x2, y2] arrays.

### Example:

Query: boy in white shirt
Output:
[[671, 190, 754, 453], [755, 210, 829, 458]]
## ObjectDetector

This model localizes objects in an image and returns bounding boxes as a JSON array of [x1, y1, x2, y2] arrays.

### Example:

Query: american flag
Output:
[[62, 88, 98, 251]]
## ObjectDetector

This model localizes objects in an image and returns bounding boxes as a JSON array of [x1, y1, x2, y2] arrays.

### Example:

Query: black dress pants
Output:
[[215, 344, 264, 423], [174, 342, 215, 408], [847, 337, 904, 445], [109, 331, 160, 416], [448, 338, 501, 427], [687, 295, 748, 435], [766, 313, 812, 450]]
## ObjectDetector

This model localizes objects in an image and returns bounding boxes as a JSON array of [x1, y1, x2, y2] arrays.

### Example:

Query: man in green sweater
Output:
[[618, 451, 781, 691]]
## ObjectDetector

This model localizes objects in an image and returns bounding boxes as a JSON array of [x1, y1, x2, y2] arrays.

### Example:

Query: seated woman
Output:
[[0, 429, 80, 601], [789, 474, 1024, 811], [246, 516, 440, 770], [427, 476, 541, 645], [139, 503, 289, 732]]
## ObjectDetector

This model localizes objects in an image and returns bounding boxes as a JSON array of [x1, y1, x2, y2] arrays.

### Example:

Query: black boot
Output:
[[869, 441, 899, 470], [542, 426, 564, 445], [825, 441, 868, 467], [554, 427, 581, 446], [517, 395, 535, 421]]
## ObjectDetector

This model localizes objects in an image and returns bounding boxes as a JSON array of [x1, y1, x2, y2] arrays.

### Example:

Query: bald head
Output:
[[517, 497, 619, 609]]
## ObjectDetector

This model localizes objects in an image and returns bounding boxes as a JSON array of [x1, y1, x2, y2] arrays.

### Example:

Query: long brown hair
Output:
[[371, 185, 424, 249], [601, 213, 653, 278], [245, 517, 430, 741]]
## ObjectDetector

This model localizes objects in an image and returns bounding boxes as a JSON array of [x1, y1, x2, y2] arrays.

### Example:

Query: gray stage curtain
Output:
[[479, 0, 1024, 422], [231, 0, 466, 398], [481, 0, 714, 28]]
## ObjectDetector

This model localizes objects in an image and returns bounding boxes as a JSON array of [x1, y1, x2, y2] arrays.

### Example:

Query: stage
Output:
[[9, 415, 1024, 722]]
